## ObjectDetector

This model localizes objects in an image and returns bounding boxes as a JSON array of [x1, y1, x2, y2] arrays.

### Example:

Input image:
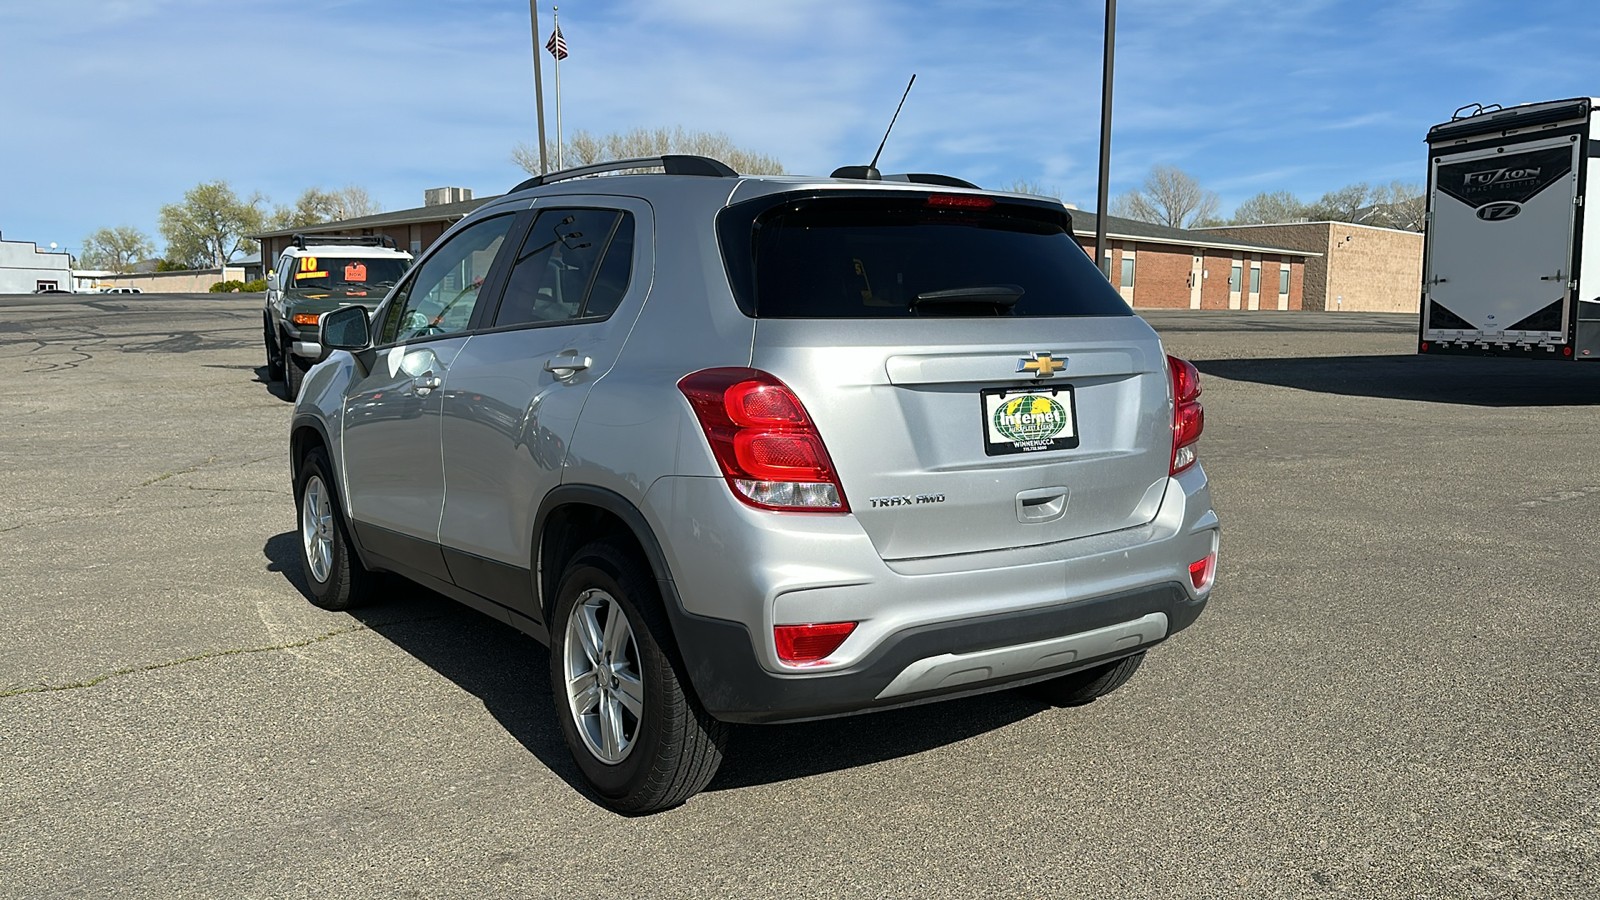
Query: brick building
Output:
[[1065, 210, 1316, 311], [255, 191, 1319, 313], [253, 189, 482, 271], [1195, 221, 1423, 312]]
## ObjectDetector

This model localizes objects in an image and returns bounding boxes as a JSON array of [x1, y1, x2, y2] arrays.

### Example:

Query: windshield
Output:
[[720, 194, 1132, 319], [285, 256, 409, 298]]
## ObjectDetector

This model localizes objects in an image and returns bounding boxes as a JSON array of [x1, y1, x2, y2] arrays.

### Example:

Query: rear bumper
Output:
[[668, 580, 1203, 723], [645, 466, 1218, 724]]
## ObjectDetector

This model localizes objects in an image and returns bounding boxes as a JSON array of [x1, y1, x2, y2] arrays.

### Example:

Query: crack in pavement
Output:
[[0, 615, 447, 699]]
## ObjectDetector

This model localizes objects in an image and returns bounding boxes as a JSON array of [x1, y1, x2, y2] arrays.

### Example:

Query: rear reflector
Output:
[[775, 622, 858, 665], [1189, 552, 1217, 592]]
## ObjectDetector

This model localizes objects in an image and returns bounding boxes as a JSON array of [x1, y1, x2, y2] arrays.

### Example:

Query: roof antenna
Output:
[[833, 74, 916, 181]]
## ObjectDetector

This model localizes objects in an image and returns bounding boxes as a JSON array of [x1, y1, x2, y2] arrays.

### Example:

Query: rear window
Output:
[[719, 194, 1132, 319], [286, 256, 409, 298]]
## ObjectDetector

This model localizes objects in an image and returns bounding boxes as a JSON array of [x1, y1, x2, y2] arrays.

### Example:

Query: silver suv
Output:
[[293, 155, 1218, 814]]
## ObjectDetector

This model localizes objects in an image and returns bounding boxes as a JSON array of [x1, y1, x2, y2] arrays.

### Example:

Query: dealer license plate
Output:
[[981, 385, 1080, 456]]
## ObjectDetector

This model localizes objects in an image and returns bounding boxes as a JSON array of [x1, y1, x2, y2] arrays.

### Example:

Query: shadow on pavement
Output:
[[1194, 354, 1600, 407], [264, 531, 1049, 805]]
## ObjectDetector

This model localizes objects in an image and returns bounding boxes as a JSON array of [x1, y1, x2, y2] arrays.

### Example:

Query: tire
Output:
[[284, 346, 305, 401], [293, 447, 373, 611], [1027, 652, 1145, 707], [264, 319, 285, 381], [549, 540, 728, 815]]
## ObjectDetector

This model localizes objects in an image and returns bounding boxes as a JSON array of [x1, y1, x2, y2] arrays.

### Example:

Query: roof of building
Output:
[[252, 179, 1319, 257], [251, 195, 497, 240], [1193, 220, 1421, 237], [1065, 209, 1321, 257]]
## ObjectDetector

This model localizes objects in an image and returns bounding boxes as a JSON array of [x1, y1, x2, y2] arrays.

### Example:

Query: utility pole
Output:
[[1094, 0, 1116, 281], [529, 1, 550, 174]]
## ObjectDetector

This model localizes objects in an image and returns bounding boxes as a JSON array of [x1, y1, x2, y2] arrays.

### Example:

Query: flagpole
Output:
[[553, 5, 563, 169], [529, 1, 549, 173]]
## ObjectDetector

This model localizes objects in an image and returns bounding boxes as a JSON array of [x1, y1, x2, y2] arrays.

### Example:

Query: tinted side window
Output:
[[583, 215, 634, 319], [493, 209, 631, 328], [378, 215, 516, 345], [720, 195, 1132, 319]]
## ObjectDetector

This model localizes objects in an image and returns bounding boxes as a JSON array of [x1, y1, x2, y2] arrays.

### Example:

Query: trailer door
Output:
[[1425, 137, 1579, 342]]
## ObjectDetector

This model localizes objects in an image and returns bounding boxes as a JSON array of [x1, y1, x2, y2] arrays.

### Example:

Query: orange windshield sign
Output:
[[343, 261, 368, 282], [294, 256, 329, 280]]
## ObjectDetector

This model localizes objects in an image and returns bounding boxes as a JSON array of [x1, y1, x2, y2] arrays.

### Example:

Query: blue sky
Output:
[[3, 0, 1599, 260]]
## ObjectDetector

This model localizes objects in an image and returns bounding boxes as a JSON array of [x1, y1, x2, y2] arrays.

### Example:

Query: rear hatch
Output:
[[285, 254, 410, 308], [1424, 136, 1581, 343], [719, 190, 1173, 561]]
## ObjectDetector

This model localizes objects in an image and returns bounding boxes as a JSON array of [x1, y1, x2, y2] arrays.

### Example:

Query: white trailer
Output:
[[1420, 97, 1600, 360]]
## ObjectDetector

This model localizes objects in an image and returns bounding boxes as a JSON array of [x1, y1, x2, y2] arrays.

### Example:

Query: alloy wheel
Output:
[[300, 474, 335, 584], [562, 588, 644, 764]]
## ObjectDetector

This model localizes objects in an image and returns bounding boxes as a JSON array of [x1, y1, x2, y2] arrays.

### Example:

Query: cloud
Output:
[[4, 0, 1600, 253]]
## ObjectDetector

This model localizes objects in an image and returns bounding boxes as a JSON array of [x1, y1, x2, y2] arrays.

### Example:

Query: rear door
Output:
[[723, 192, 1173, 561], [436, 200, 649, 617], [1425, 137, 1580, 339]]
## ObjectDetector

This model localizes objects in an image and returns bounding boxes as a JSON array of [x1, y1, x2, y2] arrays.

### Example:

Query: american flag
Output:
[[545, 25, 568, 60]]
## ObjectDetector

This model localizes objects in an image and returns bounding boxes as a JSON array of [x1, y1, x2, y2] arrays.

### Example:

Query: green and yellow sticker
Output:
[[992, 394, 1068, 442]]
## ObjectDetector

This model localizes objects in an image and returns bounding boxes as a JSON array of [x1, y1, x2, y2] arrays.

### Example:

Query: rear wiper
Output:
[[911, 284, 1024, 310]]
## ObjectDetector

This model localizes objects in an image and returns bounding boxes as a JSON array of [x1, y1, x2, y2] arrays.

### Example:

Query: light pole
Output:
[[1094, 0, 1116, 281]]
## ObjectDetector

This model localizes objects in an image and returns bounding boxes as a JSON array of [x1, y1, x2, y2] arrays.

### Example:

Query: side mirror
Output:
[[267, 271, 280, 291], [320, 305, 371, 351]]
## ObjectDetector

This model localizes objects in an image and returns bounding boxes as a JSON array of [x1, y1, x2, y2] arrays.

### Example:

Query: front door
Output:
[[1188, 254, 1202, 309], [341, 212, 520, 576]]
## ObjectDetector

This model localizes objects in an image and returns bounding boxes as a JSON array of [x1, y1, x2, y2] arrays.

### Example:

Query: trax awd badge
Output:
[[1017, 351, 1066, 377]]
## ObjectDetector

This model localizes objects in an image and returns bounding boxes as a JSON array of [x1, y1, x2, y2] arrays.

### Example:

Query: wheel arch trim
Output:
[[289, 414, 373, 572], [532, 485, 677, 615]]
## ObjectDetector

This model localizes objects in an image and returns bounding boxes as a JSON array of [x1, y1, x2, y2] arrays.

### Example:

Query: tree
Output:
[[1108, 165, 1220, 229], [512, 126, 784, 176], [1229, 191, 1308, 225], [1368, 181, 1426, 231], [158, 181, 267, 268], [80, 226, 155, 273], [1302, 182, 1375, 223], [270, 186, 383, 230], [998, 178, 1062, 198], [1295, 181, 1427, 231]]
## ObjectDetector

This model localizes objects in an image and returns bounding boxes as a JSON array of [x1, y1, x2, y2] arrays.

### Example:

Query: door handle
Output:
[[543, 354, 593, 382], [1540, 270, 1565, 281], [411, 371, 442, 395]]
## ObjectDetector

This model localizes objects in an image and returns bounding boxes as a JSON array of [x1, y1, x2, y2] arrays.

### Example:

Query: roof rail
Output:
[[291, 233, 397, 250], [883, 173, 981, 189], [510, 154, 738, 193]]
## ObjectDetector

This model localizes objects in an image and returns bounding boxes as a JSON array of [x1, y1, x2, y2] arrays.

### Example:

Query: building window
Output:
[[1249, 267, 1261, 294], [1229, 264, 1241, 292], [1279, 268, 1290, 296], [1120, 256, 1135, 288]]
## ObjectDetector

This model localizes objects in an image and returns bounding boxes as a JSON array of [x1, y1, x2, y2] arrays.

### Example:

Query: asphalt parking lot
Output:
[[2, 294, 1597, 898]]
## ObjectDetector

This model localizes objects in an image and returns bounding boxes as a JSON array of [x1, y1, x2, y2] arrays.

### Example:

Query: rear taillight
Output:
[[678, 368, 849, 512], [774, 621, 858, 665], [1168, 355, 1204, 475]]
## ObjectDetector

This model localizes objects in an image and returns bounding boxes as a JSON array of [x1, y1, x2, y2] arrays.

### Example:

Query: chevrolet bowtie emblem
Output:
[[1017, 352, 1066, 377]]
